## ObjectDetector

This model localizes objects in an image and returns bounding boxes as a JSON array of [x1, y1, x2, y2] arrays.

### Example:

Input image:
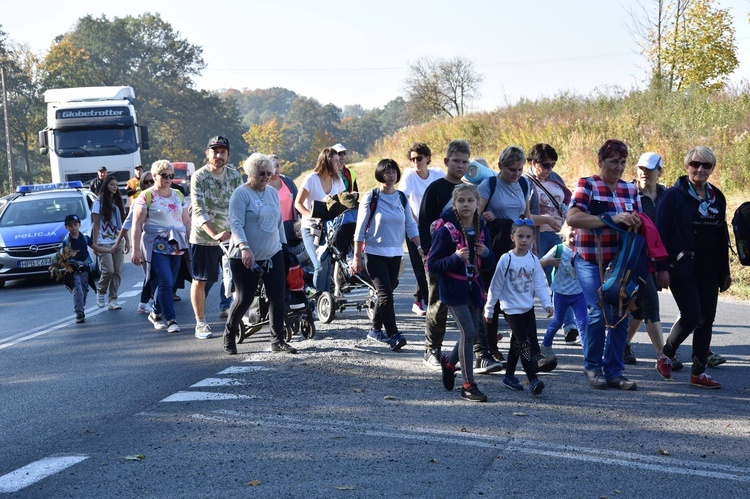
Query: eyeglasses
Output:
[[539, 162, 556, 170], [688, 161, 714, 170], [410, 155, 425, 163], [338, 152, 346, 157], [514, 218, 534, 226], [141, 179, 155, 186], [256, 171, 273, 177], [158, 173, 175, 180]]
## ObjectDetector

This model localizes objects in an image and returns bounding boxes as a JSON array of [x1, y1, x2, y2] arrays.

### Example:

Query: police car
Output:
[[0, 181, 97, 287]]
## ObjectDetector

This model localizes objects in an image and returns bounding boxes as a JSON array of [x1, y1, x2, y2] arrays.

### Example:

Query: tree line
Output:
[[0, 0, 741, 193]]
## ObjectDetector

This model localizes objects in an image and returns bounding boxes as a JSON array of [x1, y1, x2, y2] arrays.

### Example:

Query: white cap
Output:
[[331, 143, 347, 153], [636, 152, 662, 170]]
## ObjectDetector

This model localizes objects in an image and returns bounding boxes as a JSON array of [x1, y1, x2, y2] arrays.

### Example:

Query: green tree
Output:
[[243, 117, 283, 155], [635, 0, 738, 91]]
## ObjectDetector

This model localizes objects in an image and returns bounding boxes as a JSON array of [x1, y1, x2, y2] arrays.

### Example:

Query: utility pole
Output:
[[1, 63, 14, 192]]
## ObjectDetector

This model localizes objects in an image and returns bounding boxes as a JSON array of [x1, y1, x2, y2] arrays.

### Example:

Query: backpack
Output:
[[486, 175, 529, 207], [363, 188, 408, 249], [550, 243, 564, 281], [596, 214, 649, 327], [732, 201, 750, 266]]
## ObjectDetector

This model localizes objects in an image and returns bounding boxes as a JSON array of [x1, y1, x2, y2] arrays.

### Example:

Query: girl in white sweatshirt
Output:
[[484, 219, 553, 395]]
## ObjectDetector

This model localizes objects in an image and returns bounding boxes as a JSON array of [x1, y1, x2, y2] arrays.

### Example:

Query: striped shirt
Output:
[[570, 175, 641, 264]]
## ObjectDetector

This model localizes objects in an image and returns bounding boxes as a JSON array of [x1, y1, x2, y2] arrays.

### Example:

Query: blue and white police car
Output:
[[0, 181, 97, 287]]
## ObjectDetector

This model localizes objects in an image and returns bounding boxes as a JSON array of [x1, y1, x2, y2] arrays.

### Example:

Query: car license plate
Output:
[[18, 258, 52, 269]]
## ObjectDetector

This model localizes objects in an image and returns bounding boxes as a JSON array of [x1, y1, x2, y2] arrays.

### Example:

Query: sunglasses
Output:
[[410, 155, 425, 163], [158, 173, 175, 180], [141, 179, 155, 186], [256, 171, 273, 177], [688, 161, 713, 170], [539, 162, 556, 170], [514, 218, 534, 226]]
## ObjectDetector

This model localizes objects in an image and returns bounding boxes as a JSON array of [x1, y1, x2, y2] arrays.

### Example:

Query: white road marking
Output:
[[118, 290, 140, 298], [0, 455, 88, 493], [190, 378, 246, 387], [217, 366, 273, 374], [189, 410, 750, 483], [160, 391, 256, 402], [0, 306, 110, 350]]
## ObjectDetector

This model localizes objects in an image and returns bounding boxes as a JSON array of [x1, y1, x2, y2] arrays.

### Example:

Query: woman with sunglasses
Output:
[[114, 171, 156, 314], [223, 153, 295, 355], [524, 143, 578, 347], [399, 142, 443, 316], [655, 146, 731, 389], [567, 139, 642, 391], [130, 160, 191, 334]]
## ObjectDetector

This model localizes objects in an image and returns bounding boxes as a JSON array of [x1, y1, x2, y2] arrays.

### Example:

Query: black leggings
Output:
[[225, 250, 285, 344], [405, 237, 428, 304], [504, 309, 539, 381], [365, 253, 401, 337], [664, 264, 720, 375]]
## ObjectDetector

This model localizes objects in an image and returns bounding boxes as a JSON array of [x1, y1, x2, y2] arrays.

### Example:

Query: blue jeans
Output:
[[301, 225, 333, 292], [539, 230, 576, 332], [151, 252, 181, 321], [574, 256, 628, 380]]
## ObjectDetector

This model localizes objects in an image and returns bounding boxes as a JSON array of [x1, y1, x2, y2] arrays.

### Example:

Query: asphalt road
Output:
[[1, 257, 749, 498]]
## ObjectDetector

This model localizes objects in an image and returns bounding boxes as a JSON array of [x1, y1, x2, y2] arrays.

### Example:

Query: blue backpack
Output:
[[596, 214, 648, 327]]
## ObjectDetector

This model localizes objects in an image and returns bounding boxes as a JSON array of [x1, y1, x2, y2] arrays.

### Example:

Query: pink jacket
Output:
[[638, 212, 668, 272]]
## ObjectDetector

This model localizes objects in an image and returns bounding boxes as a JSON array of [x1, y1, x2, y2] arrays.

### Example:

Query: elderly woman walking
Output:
[[223, 153, 295, 355], [656, 146, 731, 389], [131, 160, 191, 333]]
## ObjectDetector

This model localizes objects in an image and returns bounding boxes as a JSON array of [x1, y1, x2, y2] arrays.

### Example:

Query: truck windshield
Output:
[[54, 127, 138, 158]]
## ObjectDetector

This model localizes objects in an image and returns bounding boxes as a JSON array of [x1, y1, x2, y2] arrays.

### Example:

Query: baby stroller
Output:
[[237, 246, 316, 343], [314, 208, 377, 324]]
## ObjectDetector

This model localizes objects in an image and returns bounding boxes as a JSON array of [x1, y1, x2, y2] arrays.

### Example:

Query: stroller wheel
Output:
[[284, 322, 295, 343], [301, 320, 316, 339], [316, 291, 335, 324], [365, 296, 376, 321]]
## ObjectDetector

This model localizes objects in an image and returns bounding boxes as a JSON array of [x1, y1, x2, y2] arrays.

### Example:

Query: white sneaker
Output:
[[167, 320, 181, 333], [107, 300, 122, 310], [411, 301, 427, 316], [195, 321, 213, 339], [541, 345, 557, 359], [137, 302, 152, 314], [96, 293, 106, 308], [148, 312, 167, 330]]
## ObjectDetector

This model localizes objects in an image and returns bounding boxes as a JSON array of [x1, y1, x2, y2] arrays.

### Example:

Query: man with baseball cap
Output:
[[331, 143, 358, 193], [125, 165, 145, 202], [190, 135, 243, 339], [90, 166, 107, 194]]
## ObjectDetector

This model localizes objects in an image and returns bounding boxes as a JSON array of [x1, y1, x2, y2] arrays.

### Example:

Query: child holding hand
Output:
[[539, 223, 588, 359], [485, 218, 553, 395]]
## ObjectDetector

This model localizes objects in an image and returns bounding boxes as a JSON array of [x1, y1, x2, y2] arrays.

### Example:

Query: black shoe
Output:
[[607, 375, 637, 390], [388, 333, 407, 351], [271, 341, 298, 354], [490, 350, 508, 369], [623, 342, 637, 365], [564, 329, 579, 344], [669, 354, 684, 371], [584, 369, 608, 389], [530, 378, 545, 396], [440, 354, 457, 391], [461, 383, 488, 402], [535, 354, 558, 373], [75, 312, 85, 323], [223, 334, 237, 355]]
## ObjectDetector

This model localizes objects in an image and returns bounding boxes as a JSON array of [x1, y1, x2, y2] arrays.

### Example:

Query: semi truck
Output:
[[38, 86, 149, 198]]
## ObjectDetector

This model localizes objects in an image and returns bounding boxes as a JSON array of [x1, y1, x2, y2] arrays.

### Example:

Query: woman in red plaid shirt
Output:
[[567, 139, 642, 391]]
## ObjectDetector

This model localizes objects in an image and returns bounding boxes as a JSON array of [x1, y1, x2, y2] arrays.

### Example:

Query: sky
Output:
[[2, 0, 750, 111]]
